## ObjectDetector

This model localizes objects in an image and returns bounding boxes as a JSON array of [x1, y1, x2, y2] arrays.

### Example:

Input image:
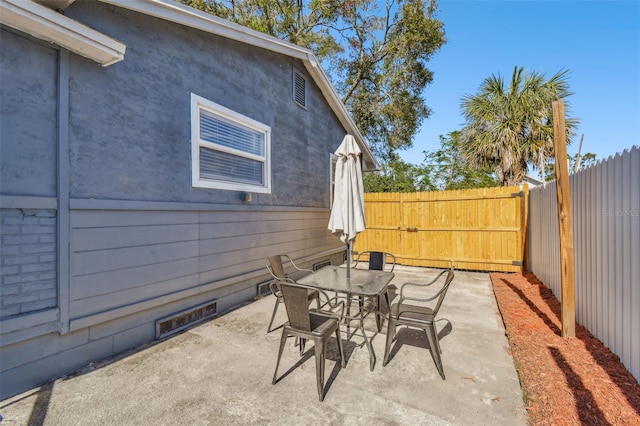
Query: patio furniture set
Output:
[[266, 253, 455, 401]]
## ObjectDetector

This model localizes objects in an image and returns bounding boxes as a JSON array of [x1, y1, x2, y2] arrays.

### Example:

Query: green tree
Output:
[[364, 131, 498, 193], [180, 0, 446, 161], [423, 131, 496, 190], [363, 153, 434, 193], [543, 152, 597, 182], [460, 66, 578, 186]]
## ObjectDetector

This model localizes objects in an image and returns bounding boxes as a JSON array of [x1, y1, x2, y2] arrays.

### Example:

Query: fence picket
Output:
[[529, 146, 639, 382]]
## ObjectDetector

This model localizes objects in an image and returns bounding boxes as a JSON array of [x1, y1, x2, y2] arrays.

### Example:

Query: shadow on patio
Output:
[[1, 266, 527, 425]]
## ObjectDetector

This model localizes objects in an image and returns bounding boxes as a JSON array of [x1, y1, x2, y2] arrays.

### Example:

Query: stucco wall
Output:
[[0, 29, 58, 197], [65, 2, 344, 207]]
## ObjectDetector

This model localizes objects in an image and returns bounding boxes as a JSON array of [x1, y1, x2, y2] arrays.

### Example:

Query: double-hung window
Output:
[[191, 93, 271, 193]]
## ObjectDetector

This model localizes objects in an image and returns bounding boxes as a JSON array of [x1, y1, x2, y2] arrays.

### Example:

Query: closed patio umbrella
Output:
[[328, 134, 366, 279]]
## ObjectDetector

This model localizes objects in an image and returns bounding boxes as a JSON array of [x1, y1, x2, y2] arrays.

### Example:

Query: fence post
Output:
[[553, 100, 576, 338]]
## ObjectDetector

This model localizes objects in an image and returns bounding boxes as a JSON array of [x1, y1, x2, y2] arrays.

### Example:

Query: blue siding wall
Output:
[[0, 2, 348, 399], [67, 204, 339, 329]]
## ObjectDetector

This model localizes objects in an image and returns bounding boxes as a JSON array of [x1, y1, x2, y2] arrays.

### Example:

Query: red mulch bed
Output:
[[490, 272, 640, 425]]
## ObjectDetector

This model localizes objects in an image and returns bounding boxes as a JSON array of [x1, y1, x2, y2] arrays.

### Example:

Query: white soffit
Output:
[[0, 0, 126, 67]]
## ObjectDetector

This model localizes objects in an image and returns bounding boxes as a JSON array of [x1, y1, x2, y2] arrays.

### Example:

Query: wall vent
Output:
[[313, 260, 331, 271], [293, 69, 307, 109], [155, 301, 217, 339], [258, 281, 273, 297]]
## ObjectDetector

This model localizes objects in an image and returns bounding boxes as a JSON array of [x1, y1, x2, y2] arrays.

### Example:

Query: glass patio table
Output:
[[298, 265, 395, 371]]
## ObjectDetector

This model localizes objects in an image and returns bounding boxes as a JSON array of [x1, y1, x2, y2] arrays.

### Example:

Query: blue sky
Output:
[[399, 0, 640, 167]]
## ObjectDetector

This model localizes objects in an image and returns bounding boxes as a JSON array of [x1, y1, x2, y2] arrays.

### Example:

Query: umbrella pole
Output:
[[346, 241, 351, 279]]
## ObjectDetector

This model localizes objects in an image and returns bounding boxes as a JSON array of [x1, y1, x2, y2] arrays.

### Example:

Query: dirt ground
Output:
[[490, 272, 640, 425]]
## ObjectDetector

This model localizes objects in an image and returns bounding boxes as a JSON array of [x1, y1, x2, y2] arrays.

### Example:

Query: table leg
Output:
[[356, 295, 378, 371], [375, 295, 382, 332], [346, 294, 352, 337], [360, 321, 375, 371], [375, 289, 391, 332]]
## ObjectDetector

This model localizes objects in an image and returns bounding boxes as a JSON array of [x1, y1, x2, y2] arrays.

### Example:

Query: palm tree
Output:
[[460, 66, 578, 186]]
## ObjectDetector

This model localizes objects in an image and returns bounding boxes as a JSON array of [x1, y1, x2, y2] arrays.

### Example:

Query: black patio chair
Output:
[[353, 251, 396, 272], [353, 251, 397, 330], [383, 266, 455, 379], [266, 254, 318, 332], [272, 280, 346, 401]]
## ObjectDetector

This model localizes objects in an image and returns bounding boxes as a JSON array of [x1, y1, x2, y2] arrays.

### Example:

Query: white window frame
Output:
[[330, 153, 338, 207], [190, 93, 271, 193]]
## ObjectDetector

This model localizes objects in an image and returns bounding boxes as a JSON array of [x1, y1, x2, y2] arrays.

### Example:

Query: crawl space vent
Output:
[[156, 301, 217, 339], [313, 260, 331, 271], [258, 281, 273, 297]]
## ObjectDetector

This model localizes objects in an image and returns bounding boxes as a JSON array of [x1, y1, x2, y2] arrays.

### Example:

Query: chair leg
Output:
[[267, 298, 281, 333], [433, 323, 443, 354], [314, 338, 326, 401], [383, 317, 396, 366], [272, 329, 289, 384], [425, 325, 445, 380], [335, 328, 346, 368]]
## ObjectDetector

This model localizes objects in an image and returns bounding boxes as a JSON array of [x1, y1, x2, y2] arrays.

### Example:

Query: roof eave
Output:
[[303, 55, 379, 171], [0, 0, 126, 67]]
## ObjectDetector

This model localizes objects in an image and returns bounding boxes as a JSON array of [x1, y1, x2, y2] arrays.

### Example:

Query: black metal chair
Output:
[[353, 251, 397, 330], [353, 251, 396, 272], [383, 267, 455, 379], [272, 280, 346, 401], [266, 254, 318, 332]]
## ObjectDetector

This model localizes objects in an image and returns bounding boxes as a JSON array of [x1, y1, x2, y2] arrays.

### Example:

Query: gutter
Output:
[[0, 0, 126, 67]]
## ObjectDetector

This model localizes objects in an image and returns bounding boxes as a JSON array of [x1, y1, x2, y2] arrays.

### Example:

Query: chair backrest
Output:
[[432, 270, 455, 317], [279, 282, 312, 331], [268, 255, 286, 279], [368, 251, 385, 271]]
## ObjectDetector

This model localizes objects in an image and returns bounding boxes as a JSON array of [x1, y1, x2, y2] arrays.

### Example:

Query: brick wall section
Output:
[[1, 208, 57, 318]]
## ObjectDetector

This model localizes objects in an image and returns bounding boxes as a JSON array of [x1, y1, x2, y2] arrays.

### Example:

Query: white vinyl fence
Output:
[[528, 146, 639, 382]]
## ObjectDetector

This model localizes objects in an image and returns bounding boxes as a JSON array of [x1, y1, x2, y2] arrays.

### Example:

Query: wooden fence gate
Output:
[[353, 186, 529, 272]]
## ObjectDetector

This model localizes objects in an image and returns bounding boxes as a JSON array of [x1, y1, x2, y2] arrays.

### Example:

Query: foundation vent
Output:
[[313, 260, 331, 271], [258, 281, 273, 297], [156, 301, 217, 339]]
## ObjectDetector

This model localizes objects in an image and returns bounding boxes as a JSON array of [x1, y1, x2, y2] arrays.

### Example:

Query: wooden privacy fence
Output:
[[353, 186, 529, 272]]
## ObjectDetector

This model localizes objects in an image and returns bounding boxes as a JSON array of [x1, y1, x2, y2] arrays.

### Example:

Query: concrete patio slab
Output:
[[0, 266, 527, 425]]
